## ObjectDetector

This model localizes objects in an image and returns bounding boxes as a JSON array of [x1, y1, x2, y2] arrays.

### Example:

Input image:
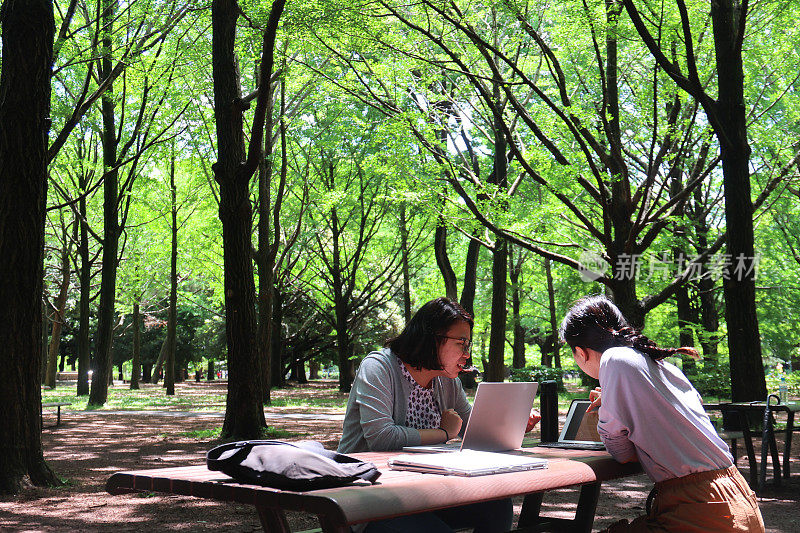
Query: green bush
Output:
[[510, 365, 565, 392], [690, 362, 731, 399]]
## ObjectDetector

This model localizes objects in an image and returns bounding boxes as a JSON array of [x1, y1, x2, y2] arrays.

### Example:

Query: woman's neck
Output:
[[403, 362, 437, 389]]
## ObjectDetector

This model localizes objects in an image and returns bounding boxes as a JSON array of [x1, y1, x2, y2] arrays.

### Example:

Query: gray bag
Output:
[[206, 440, 381, 490]]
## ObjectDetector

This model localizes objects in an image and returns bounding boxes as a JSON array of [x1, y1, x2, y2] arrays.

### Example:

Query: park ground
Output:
[[1, 380, 798, 532]]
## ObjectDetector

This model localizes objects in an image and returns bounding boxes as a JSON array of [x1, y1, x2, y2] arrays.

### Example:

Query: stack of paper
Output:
[[388, 450, 548, 477]]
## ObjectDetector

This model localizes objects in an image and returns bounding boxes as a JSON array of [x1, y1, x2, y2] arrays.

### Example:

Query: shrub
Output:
[[690, 362, 731, 399], [510, 365, 565, 392]]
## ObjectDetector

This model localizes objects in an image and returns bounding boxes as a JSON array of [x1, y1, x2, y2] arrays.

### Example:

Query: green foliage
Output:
[[690, 362, 732, 399], [43, 385, 226, 411], [268, 396, 348, 409], [36, 0, 800, 403], [509, 365, 565, 392]]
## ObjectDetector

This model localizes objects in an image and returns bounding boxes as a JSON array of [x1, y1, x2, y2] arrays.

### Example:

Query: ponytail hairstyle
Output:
[[385, 297, 474, 370], [559, 295, 699, 361]]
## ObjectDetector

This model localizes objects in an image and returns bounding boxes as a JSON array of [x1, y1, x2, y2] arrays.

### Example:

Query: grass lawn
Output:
[[42, 377, 598, 414]]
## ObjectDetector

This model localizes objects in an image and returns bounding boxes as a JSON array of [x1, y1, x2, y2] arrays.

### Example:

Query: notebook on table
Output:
[[388, 449, 548, 477], [537, 399, 606, 451], [402, 381, 538, 453]]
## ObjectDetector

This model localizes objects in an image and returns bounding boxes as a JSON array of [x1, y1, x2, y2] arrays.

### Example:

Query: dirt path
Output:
[[2, 381, 797, 532]]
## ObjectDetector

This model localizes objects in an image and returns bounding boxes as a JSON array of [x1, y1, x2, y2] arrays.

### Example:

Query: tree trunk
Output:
[[486, 78, 509, 383], [509, 247, 525, 370], [711, 0, 766, 401], [213, 0, 281, 439], [164, 150, 178, 396], [399, 204, 412, 322], [545, 258, 561, 368], [130, 301, 141, 389], [0, 0, 59, 493], [675, 283, 696, 373], [289, 359, 306, 383], [309, 360, 320, 379], [150, 338, 167, 384], [331, 205, 354, 392], [76, 192, 91, 395], [434, 217, 458, 301], [270, 286, 284, 387], [41, 301, 49, 383], [670, 168, 696, 373], [698, 275, 720, 363], [206, 359, 215, 381], [44, 221, 72, 388], [692, 186, 720, 364], [487, 239, 508, 382], [88, 0, 120, 406], [335, 287, 354, 392], [460, 235, 480, 317]]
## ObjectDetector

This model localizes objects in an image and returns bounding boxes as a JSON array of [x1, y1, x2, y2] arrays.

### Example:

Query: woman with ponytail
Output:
[[560, 295, 764, 532]]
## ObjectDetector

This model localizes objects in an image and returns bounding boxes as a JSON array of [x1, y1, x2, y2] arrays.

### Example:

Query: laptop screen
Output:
[[559, 399, 602, 444]]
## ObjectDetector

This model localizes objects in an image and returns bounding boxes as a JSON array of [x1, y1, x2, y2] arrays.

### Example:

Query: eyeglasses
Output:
[[436, 335, 472, 354]]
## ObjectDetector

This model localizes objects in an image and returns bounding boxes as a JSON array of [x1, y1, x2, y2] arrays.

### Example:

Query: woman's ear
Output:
[[573, 346, 589, 363]]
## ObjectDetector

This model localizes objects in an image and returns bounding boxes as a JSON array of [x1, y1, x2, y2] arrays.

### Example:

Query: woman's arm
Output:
[[598, 417, 639, 464], [354, 357, 420, 451], [419, 427, 452, 444]]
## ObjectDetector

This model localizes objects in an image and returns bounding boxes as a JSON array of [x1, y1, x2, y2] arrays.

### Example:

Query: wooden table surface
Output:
[[107, 447, 641, 530]]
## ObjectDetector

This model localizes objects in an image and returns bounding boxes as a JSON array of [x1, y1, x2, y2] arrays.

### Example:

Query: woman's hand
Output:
[[440, 408, 463, 440], [526, 409, 541, 432], [587, 387, 602, 412]]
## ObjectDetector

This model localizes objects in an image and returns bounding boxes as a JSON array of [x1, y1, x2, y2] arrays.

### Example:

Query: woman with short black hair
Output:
[[339, 297, 476, 454], [339, 297, 527, 533]]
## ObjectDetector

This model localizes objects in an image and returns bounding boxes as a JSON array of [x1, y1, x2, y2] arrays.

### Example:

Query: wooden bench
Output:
[[41, 402, 70, 427]]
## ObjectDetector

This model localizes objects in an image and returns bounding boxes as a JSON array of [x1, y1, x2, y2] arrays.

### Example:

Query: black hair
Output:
[[559, 295, 699, 361], [385, 297, 474, 370]]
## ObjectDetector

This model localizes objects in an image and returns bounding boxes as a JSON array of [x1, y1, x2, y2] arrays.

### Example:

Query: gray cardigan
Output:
[[337, 347, 472, 453]]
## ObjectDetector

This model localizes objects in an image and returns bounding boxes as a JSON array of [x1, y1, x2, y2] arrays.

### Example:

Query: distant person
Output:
[[561, 295, 764, 532], [339, 297, 539, 533]]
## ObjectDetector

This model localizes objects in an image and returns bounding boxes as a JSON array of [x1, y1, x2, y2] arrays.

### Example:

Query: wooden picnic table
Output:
[[107, 446, 642, 533]]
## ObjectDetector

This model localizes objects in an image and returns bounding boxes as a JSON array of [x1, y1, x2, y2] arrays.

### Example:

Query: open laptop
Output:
[[537, 399, 605, 450], [402, 381, 538, 453]]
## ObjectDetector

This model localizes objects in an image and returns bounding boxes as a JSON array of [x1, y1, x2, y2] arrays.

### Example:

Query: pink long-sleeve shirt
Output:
[[597, 347, 733, 483]]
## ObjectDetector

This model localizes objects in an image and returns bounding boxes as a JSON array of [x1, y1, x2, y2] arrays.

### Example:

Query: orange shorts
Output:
[[603, 466, 764, 532]]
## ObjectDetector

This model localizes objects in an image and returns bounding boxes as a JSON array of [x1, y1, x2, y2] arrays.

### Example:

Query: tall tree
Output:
[[485, 76, 509, 382], [509, 246, 526, 370], [44, 215, 74, 388], [308, 156, 403, 392], [130, 299, 142, 389], [212, 0, 285, 438], [622, 0, 767, 399], [88, 0, 121, 405], [164, 149, 178, 396], [0, 0, 60, 493]]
